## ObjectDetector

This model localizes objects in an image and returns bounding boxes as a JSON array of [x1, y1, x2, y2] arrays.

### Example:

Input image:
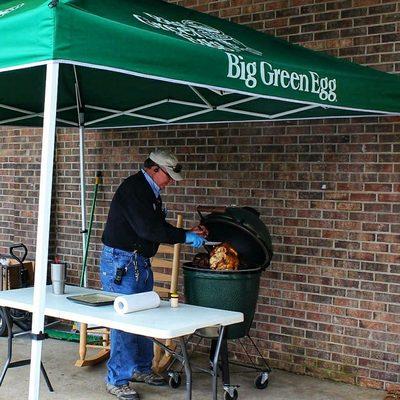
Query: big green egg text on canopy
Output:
[[1, 0, 400, 130], [1, 1, 400, 399]]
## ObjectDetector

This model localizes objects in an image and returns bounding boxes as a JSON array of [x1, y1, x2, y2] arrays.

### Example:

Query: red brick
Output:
[[379, 193, 400, 202], [358, 377, 384, 390]]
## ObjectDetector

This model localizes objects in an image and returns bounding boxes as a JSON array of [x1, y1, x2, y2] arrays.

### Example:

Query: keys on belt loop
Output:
[[133, 251, 139, 282]]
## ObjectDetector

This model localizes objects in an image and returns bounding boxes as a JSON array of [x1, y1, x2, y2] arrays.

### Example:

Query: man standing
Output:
[[100, 149, 206, 400]]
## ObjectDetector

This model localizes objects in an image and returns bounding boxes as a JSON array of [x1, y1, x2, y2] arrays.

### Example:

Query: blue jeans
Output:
[[100, 245, 154, 386]]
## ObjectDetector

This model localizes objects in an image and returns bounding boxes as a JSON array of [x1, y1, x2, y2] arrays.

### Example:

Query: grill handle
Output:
[[196, 205, 226, 221]]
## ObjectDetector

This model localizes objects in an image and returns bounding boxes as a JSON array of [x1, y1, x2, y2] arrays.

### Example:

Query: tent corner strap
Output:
[[48, 0, 58, 9], [30, 331, 48, 341]]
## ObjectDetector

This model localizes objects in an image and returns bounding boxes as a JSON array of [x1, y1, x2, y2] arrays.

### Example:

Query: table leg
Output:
[[212, 325, 226, 400], [0, 306, 53, 392], [0, 307, 13, 385], [40, 362, 54, 391], [220, 338, 230, 385], [179, 336, 192, 400]]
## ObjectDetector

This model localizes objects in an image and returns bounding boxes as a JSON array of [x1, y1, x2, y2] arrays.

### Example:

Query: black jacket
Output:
[[102, 171, 186, 257]]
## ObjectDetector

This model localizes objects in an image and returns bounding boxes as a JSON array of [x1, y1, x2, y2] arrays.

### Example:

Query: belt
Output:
[[104, 244, 149, 259], [131, 243, 145, 255]]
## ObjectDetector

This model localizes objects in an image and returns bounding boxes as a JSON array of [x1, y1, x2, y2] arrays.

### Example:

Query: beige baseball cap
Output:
[[149, 149, 183, 181]]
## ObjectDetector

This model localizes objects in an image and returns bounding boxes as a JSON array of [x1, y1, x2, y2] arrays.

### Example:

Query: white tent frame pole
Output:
[[85, 99, 171, 126], [78, 123, 87, 286], [28, 61, 59, 400], [74, 65, 88, 287], [0, 104, 77, 126]]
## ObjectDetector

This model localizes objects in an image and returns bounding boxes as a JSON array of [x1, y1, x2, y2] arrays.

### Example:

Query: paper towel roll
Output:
[[114, 291, 161, 315]]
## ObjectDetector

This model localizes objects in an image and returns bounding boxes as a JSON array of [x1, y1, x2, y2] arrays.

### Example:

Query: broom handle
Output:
[[80, 172, 102, 287]]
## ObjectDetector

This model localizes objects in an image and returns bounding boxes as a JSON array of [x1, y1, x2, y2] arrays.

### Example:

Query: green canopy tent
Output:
[[1, 0, 400, 398]]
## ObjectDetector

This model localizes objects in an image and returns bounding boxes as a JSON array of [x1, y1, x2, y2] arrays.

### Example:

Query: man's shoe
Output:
[[106, 383, 140, 400], [131, 371, 166, 386]]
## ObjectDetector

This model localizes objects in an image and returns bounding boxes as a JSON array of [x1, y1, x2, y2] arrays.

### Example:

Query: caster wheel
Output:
[[254, 372, 269, 389], [168, 374, 181, 389], [224, 389, 238, 400]]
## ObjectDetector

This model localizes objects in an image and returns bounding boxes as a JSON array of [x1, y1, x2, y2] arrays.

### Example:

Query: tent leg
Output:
[[78, 122, 88, 287], [28, 62, 59, 400]]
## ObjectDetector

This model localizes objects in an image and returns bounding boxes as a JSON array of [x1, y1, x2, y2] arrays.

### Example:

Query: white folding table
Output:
[[0, 285, 243, 400]]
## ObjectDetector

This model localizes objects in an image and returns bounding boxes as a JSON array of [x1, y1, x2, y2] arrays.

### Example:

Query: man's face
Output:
[[151, 166, 174, 189]]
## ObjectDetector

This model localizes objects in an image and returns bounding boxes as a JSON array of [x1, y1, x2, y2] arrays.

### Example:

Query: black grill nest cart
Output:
[[0, 244, 32, 336], [168, 206, 273, 400], [0, 244, 53, 391]]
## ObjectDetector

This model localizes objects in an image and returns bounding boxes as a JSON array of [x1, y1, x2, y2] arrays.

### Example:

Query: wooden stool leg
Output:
[[75, 326, 110, 367], [78, 323, 87, 362], [103, 329, 109, 347], [153, 339, 176, 373], [153, 342, 163, 372]]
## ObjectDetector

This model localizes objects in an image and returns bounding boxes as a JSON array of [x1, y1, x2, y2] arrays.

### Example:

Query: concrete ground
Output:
[[0, 335, 384, 400]]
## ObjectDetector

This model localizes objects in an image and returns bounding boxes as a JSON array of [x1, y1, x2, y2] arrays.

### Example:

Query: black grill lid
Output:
[[198, 206, 273, 270]]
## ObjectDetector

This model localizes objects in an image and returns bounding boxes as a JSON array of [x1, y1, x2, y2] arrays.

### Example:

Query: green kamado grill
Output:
[[183, 206, 273, 340], [181, 206, 274, 396]]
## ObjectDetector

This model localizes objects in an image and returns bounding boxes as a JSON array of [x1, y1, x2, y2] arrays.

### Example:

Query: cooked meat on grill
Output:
[[209, 243, 239, 270], [192, 252, 210, 268]]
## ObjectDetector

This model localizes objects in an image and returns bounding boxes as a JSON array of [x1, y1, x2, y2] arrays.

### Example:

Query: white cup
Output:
[[51, 263, 65, 295]]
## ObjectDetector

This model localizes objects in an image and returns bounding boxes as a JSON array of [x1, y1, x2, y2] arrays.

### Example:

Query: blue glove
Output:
[[185, 232, 206, 248]]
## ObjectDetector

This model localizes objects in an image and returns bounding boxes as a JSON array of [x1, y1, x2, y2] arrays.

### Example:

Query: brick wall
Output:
[[1, 0, 400, 392]]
